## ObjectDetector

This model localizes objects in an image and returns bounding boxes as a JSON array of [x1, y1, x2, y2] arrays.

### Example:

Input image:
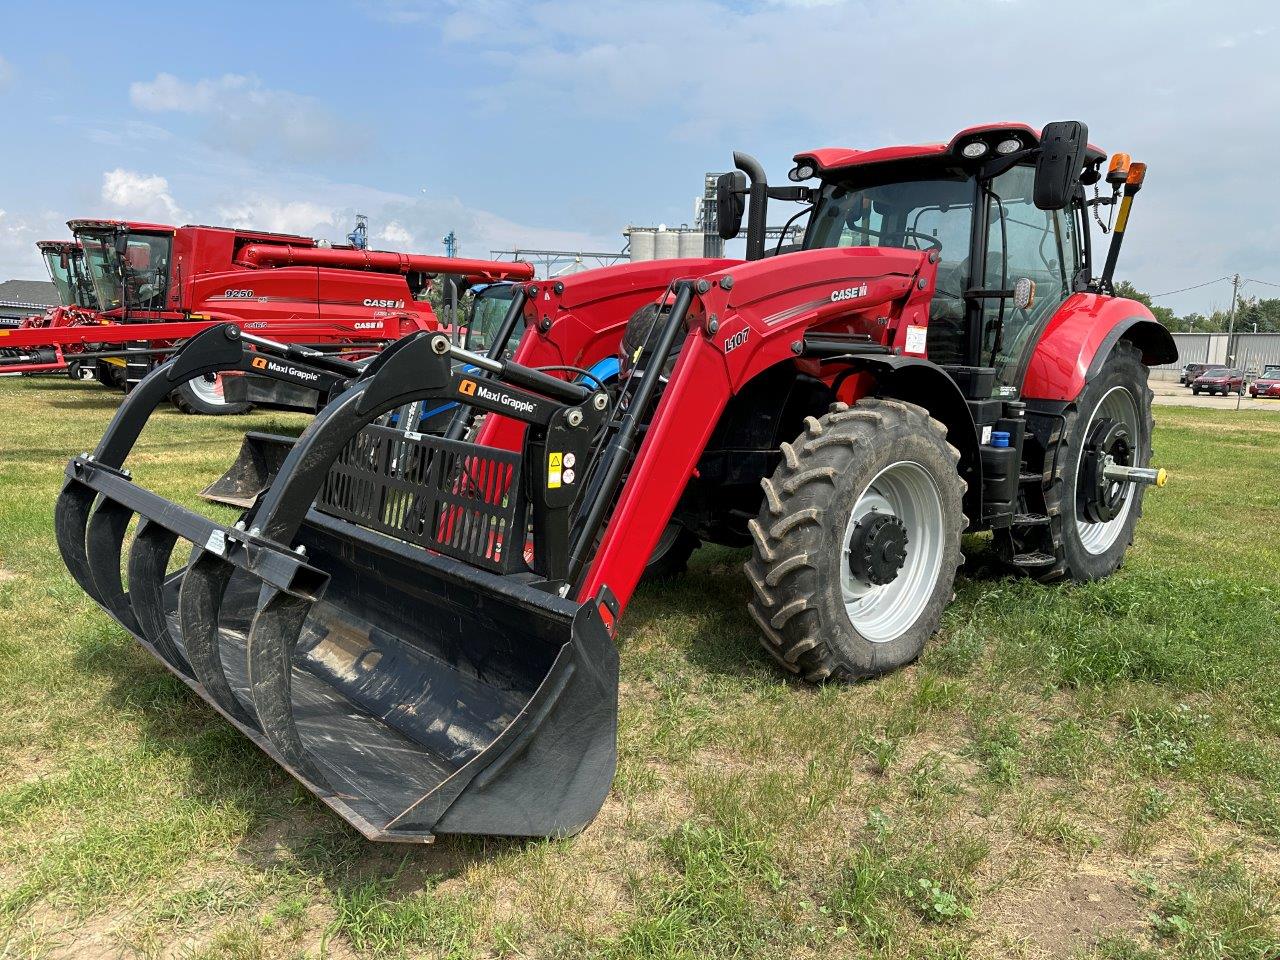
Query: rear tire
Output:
[[642, 522, 700, 581], [1012, 341, 1153, 583], [171, 375, 253, 416], [745, 398, 965, 683]]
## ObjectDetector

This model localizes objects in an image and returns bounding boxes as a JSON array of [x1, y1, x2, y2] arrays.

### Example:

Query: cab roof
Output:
[[36, 239, 81, 251], [66, 219, 316, 245], [794, 123, 1106, 176], [68, 218, 176, 233]]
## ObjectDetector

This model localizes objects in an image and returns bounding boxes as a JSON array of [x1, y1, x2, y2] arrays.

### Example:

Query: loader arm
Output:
[[579, 247, 937, 611]]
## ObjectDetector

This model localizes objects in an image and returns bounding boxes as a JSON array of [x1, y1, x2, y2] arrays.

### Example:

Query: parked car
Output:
[[1180, 362, 1214, 385], [1250, 369, 1280, 398], [1192, 367, 1245, 395]]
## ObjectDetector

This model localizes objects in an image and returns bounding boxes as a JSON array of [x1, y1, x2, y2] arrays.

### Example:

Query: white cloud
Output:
[[101, 169, 186, 222], [379, 221, 414, 246], [0, 208, 70, 281], [215, 199, 343, 238], [129, 72, 354, 161]]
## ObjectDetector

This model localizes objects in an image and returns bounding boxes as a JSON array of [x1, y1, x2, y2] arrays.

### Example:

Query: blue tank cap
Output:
[[990, 430, 1011, 448]]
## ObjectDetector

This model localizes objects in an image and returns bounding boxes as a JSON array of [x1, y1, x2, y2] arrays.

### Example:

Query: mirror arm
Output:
[[980, 146, 1038, 181]]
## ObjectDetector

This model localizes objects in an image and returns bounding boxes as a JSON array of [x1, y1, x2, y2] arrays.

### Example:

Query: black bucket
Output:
[[56, 330, 619, 842]]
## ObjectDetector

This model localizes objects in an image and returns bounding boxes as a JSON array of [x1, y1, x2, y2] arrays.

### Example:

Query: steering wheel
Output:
[[842, 220, 945, 252]]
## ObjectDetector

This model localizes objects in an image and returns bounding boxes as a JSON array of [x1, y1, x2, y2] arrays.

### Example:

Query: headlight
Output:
[[996, 137, 1022, 155], [788, 163, 816, 182], [961, 141, 989, 159]]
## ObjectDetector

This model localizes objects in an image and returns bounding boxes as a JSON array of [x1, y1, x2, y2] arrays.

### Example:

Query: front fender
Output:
[[1022, 294, 1178, 402]]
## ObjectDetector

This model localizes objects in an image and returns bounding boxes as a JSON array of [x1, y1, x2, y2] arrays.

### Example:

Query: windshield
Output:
[[76, 229, 173, 312], [805, 175, 974, 364], [464, 286, 522, 356], [1202, 368, 1229, 377], [68, 250, 101, 309], [41, 249, 75, 306]]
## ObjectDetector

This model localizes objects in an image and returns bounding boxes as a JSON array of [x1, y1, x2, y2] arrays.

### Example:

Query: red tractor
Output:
[[58, 121, 1175, 842], [0, 220, 532, 412]]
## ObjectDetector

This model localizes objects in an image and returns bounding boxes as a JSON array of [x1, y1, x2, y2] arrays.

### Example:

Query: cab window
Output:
[[981, 165, 1078, 389]]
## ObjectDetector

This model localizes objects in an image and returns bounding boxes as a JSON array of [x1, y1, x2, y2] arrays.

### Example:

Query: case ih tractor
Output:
[[0, 220, 533, 411], [57, 121, 1174, 842]]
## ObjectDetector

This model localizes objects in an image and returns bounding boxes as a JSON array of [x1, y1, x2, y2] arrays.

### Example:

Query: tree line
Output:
[[1115, 281, 1280, 334]]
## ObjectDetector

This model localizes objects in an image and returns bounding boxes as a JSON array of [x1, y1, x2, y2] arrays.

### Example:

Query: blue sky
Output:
[[1, 0, 1276, 314]]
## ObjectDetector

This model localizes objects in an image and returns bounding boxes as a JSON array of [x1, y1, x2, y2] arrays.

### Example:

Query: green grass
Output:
[[1, 377, 1278, 958]]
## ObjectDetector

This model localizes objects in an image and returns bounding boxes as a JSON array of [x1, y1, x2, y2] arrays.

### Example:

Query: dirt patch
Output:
[[0, 566, 18, 584], [997, 867, 1146, 956]]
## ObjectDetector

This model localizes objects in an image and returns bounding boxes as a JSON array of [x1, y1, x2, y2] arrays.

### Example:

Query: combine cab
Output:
[[57, 121, 1175, 842]]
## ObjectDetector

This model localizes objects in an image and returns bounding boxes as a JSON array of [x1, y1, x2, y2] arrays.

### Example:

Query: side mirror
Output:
[[113, 232, 130, 257], [1034, 120, 1089, 210], [716, 171, 747, 240]]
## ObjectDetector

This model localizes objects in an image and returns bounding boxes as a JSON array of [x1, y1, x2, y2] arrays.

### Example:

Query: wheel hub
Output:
[[847, 511, 909, 586], [1081, 417, 1131, 523]]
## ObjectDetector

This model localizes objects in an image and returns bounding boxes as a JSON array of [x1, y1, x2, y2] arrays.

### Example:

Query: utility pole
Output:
[[1226, 273, 1240, 365]]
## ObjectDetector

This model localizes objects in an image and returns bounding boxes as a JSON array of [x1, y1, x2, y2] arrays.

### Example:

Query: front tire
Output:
[[171, 374, 253, 416], [745, 398, 966, 683]]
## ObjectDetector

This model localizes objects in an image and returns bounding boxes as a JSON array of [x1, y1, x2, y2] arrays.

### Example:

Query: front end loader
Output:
[[56, 121, 1175, 841]]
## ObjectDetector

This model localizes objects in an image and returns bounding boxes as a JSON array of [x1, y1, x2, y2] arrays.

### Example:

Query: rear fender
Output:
[[848, 356, 982, 520], [1022, 294, 1177, 402]]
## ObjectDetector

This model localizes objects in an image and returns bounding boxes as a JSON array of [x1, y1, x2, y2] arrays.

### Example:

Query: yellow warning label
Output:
[[549, 452, 562, 468], [548, 451, 563, 489]]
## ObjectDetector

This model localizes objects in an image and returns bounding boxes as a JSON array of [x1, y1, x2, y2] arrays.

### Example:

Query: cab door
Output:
[[977, 164, 1082, 392]]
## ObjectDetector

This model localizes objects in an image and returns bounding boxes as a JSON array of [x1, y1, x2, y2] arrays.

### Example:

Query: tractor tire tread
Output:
[[746, 397, 965, 683]]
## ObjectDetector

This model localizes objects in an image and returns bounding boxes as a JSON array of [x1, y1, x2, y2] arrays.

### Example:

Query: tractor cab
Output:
[[71, 220, 175, 316], [38, 241, 101, 311], [721, 123, 1128, 399]]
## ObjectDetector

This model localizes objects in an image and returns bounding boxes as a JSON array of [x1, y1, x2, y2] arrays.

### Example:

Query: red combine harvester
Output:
[[0, 220, 533, 413], [0, 241, 106, 380], [58, 121, 1175, 842]]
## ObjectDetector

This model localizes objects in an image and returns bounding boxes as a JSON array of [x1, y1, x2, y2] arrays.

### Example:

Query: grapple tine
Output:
[[126, 519, 194, 677], [54, 481, 102, 603], [178, 550, 257, 727], [84, 498, 142, 636], [246, 590, 329, 787]]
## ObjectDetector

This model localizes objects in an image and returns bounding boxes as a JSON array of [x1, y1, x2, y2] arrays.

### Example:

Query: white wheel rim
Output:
[[1077, 385, 1140, 555], [841, 460, 946, 643], [189, 372, 227, 406]]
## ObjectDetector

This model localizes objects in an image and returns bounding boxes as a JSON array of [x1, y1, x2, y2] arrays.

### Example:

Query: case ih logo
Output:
[[830, 283, 868, 303], [363, 298, 405, 309], [353, 321, 381, 330]]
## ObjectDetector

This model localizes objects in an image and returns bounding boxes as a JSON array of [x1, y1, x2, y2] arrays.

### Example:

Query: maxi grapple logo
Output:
[[458, 378, 535, 414], [250, 356, 322, 383]]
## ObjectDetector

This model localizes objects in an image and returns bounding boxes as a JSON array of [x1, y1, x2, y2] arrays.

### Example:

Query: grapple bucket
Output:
[[199, 431, 295, 508], [56, 325, 619, 841]]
